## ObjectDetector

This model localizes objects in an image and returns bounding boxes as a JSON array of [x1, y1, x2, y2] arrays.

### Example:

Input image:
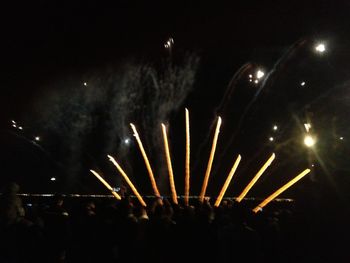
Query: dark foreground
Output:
[[0, 192, 349, 263]]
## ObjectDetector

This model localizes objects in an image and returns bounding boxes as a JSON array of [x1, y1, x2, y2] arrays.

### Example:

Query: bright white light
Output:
[[12, 124, 17, 128], [18, 126, 23, 130], [248, 74, 253, 78], [83, 82, 87, 86], [164, 37, 174, 49], [315, 43, 326, 53], [256, 70, 265, 79], [11, 120, 16, 124], [254, 80, 259, 84], [304, 135, 316, 147], [269, 137, 274, 142], [34, 136, 40, 141], [340, 137, 344, 140], [50, 177, 56, 181], [249, 79, 252, 82], [124, 138, 130, 144], [273, 125, 278, 131], [301, 81, 306, 86], [311, 164, 315, 167], [304, 123, 311, 132]]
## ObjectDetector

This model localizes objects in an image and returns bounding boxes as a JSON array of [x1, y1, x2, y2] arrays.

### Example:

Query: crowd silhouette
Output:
[[0, 182, 349, 263]]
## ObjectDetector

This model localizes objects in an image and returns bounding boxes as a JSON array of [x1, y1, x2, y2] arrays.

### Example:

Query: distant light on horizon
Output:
[[304, 135, 316, 147], [315, 43, 326, 53]]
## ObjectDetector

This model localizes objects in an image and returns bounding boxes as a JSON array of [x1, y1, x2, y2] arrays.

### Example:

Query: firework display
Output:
[[161, 124, 178, 204], [199, 116, 222, 203], [108, 155, 147, 207]]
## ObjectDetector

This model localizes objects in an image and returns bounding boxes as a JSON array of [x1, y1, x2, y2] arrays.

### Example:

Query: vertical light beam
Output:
[[199, 116, 222, 203], [161, 124, 178, 204], [130, 123, 161, 197], [90, 169, 121, 200], [236, 153, 275, 202], [107, 155, 147, 207], [252, 168, 311, 213], [214, 154, 241, 207], [185, 108, 190, 206]]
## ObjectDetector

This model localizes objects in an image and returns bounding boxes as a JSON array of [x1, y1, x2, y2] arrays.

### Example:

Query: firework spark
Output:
[[161, 124, 178, 204], [253, 168, 311, 213], [214, 154, 241, 207], [185, 108, 190, 206], [236, 153, 275, 202], [108, 155, 147, 207], [199, 116, 222, 203], [130, 123, 161, 197], [90, 169, 121, 200]]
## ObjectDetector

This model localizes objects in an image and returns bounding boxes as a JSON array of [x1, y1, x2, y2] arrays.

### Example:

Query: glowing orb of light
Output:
[[304, 135, 316, 147], [269, 137, 274, 142], [256, 70, 265, 79], [301, 81, 306, 86], [273, 125, 278, 131], [124, 138, 130, 144], [315, 43, 326, 53], [34, 136, 40, 141], [50, 177, 56, 181]]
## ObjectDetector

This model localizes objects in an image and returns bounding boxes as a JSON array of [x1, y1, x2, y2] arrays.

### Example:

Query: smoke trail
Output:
[[137, 55, 199, 192], [34, 55, 199, 192]]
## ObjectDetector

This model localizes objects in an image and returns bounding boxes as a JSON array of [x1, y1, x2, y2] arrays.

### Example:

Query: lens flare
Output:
[[304, 135, 315, 147]]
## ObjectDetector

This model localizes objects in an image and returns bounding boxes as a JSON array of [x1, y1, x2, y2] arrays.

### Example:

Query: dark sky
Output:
[[1, 0, 350, 199]]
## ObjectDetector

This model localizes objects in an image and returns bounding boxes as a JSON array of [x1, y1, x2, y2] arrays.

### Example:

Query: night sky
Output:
[[1, 1, 350, 203]]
